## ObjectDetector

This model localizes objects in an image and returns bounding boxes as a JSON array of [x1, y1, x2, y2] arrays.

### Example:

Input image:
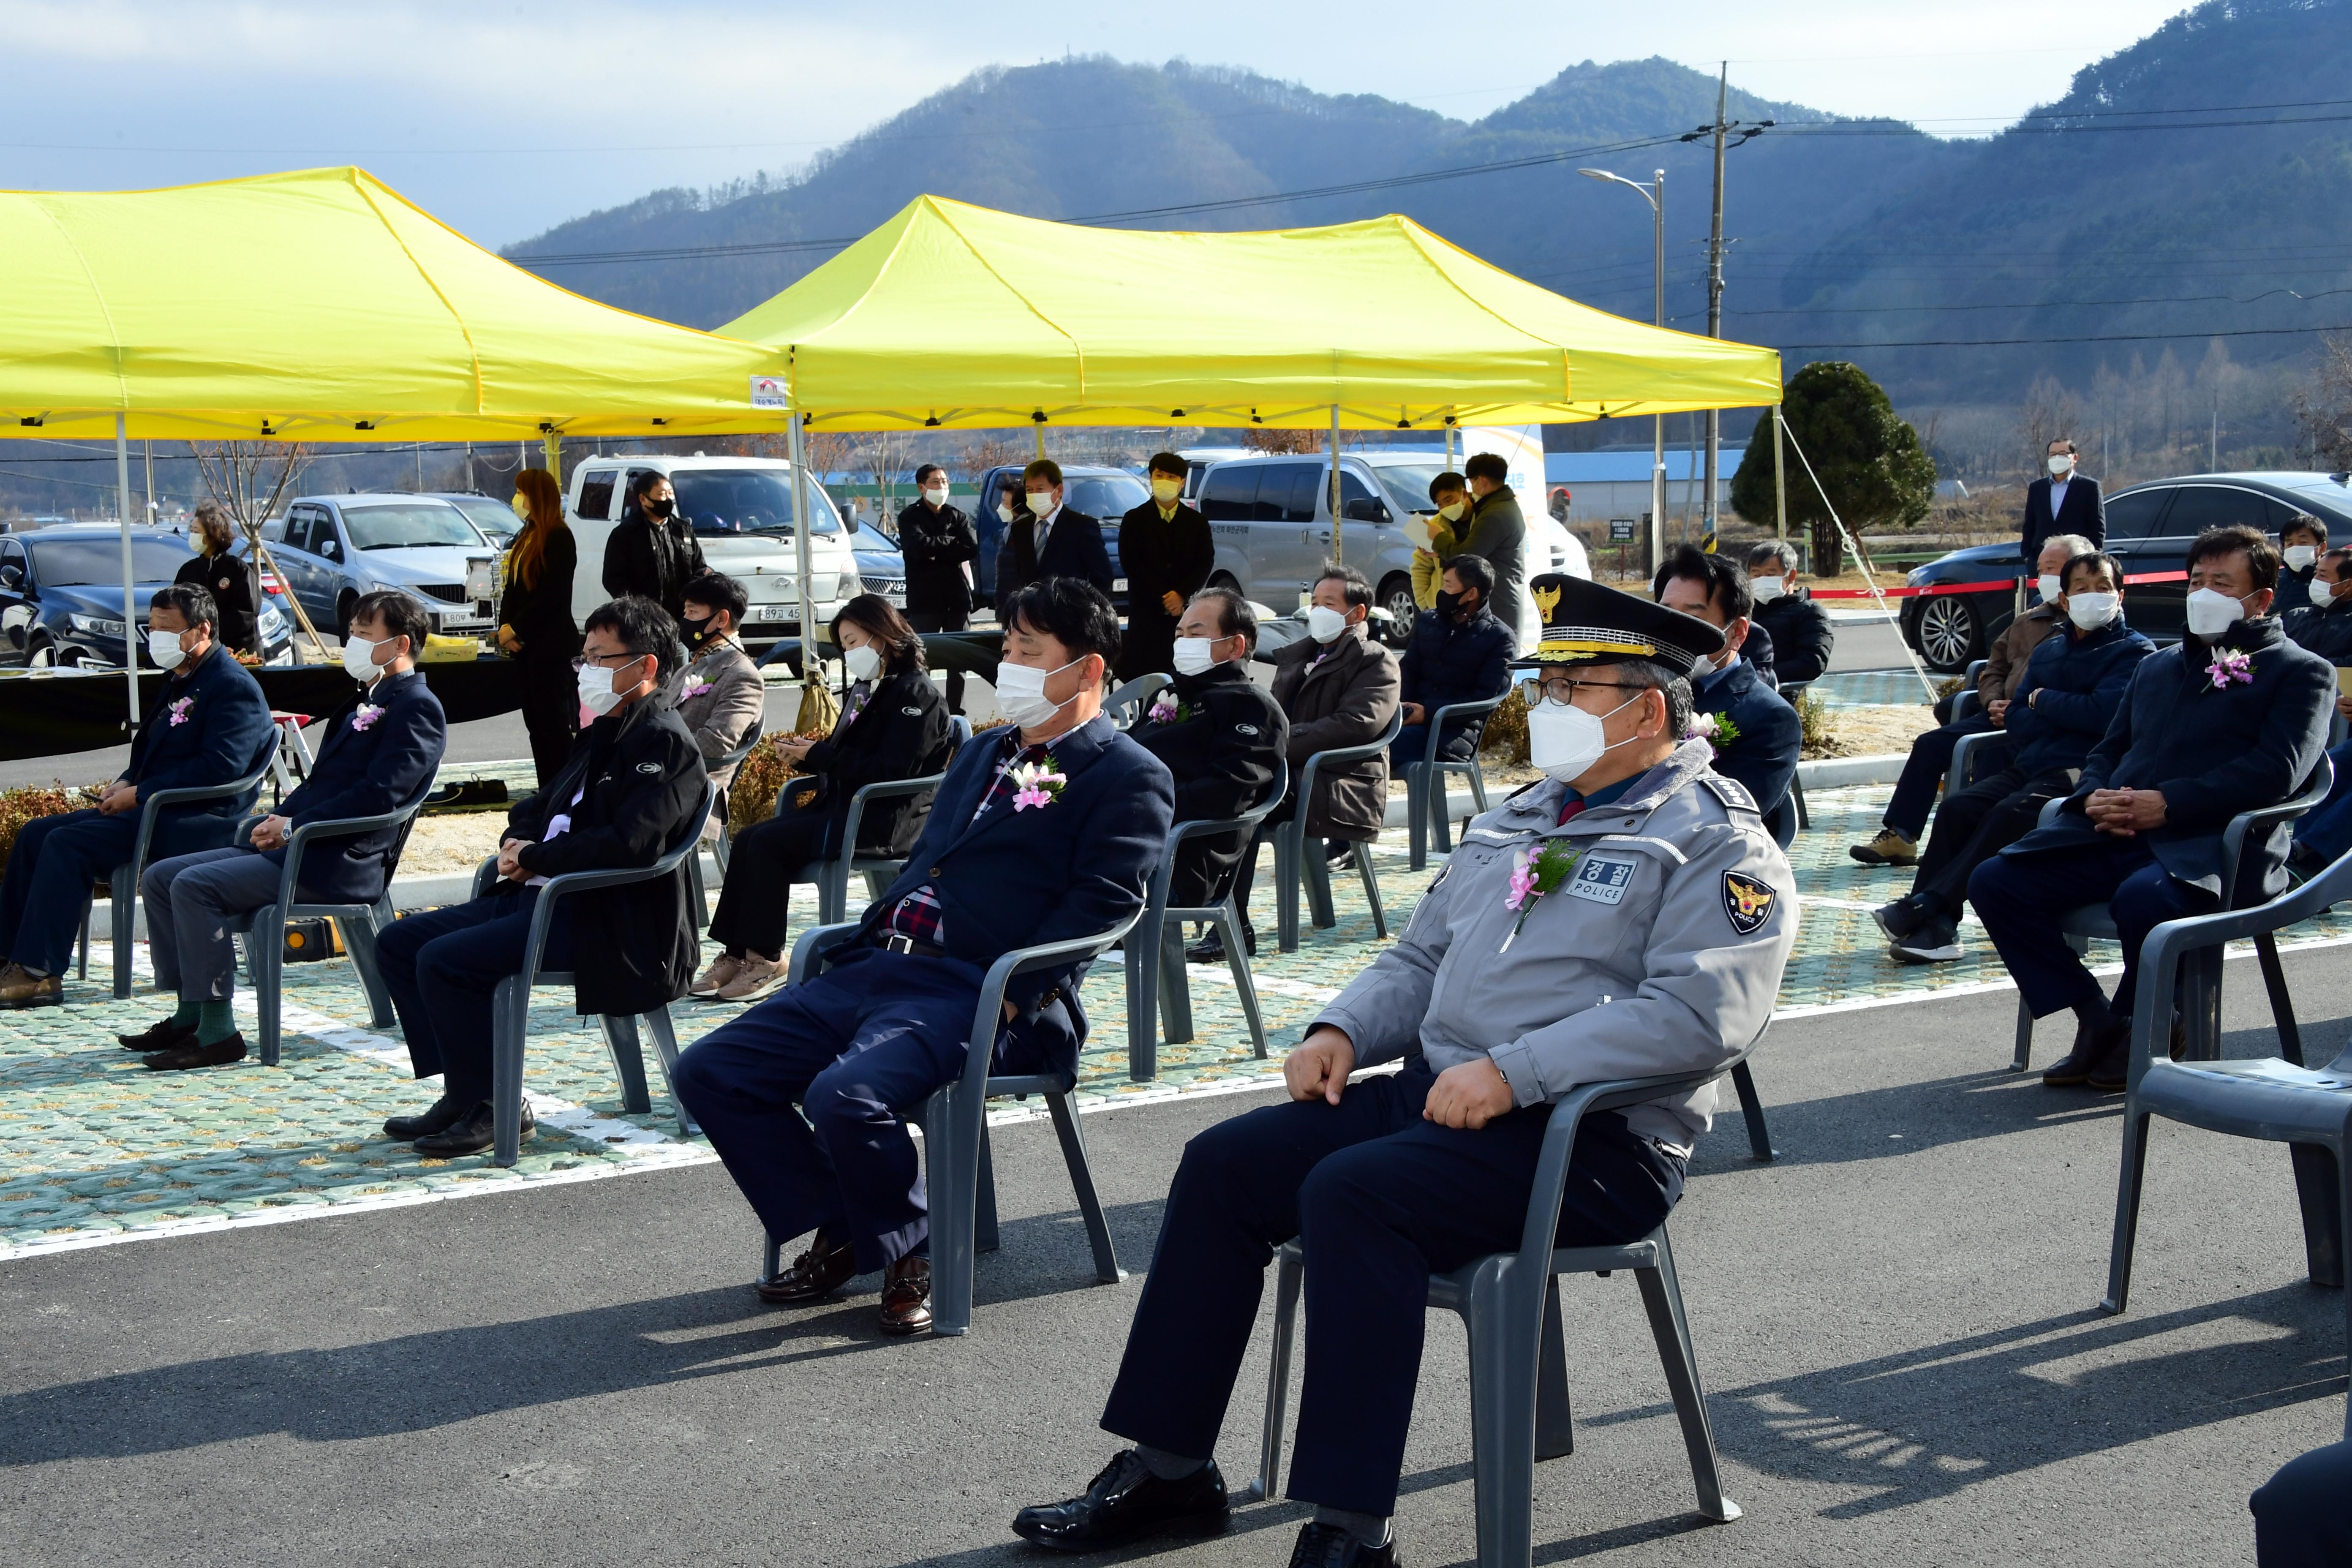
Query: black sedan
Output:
[[1900, 470, 2352, 670]]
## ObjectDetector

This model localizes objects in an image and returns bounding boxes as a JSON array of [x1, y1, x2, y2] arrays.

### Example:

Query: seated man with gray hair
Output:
[[1742, 539, 1836, 688]]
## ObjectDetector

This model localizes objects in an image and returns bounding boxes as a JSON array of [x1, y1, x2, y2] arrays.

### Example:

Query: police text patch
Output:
[[1722, 871, 1776, 934], [1567, 855, 1637, 906]]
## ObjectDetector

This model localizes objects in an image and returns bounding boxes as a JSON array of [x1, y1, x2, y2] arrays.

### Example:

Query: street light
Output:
[[1580, 166, 1666, 574]]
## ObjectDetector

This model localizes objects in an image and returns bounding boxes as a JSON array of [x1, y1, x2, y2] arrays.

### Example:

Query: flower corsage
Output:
[[351, 702, 384, 732], [1146, 691, 1191, 726], [1499, 839, 1582, 953], [2206, 648, 2253, 691], [1010, 754, 1067, 811], [1682, 710, 1740, 756], [166, 696, 195, 727]]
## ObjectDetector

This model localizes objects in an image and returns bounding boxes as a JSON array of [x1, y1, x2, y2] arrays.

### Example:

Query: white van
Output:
[[563, 454, 858, 647]]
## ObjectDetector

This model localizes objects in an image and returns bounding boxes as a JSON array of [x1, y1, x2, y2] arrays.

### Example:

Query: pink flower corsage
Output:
[[681, 677, 714, 701], [1146, 691, 1190, 725], [1681, 713, 1719, 742], [166, 696, 195, 727], [2206, 649, 2253, 690], [1499, 840, 1580, 953], [350, 703, 384, 732], [1010, 755, 1067, 811]]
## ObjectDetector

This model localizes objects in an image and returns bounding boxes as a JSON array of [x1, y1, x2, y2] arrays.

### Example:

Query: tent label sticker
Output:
[[750, 376, 789, 408]]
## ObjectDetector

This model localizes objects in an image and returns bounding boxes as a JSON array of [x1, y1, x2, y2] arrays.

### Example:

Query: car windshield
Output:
[[342, 503, 484, 551], [1065, 474, 1151, 518], [442, 496, 519, 537], [670, 469, 841, 536], [1372, 463, 1448, 517], [33, 538, 196, 586]]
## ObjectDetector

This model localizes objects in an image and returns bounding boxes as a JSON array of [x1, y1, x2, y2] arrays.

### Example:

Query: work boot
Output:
[[1850, 828, 1919, 868]]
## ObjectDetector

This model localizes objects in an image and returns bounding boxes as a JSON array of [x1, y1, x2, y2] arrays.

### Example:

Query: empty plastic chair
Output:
[[1103, 673, 1172, 731], [1274, 710, 1403, 953], [1405, 694, 1505, 870]]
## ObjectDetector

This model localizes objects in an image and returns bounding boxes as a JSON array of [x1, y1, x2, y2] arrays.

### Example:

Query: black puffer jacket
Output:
[[601, 512, 707, 623], [1750, 592, 1836, 687], [798, 663, 956, 855]]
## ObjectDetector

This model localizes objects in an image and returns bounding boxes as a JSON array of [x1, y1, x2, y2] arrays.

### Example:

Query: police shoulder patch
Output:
[[1722, 870, 1776, 934], [1697, 773, 1759, 815]]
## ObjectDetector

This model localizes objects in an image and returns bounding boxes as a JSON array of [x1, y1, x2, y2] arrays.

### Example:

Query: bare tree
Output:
[[190, 441, 331, 662], [2293, 332, 2352, 470], [2016, 375, 2084, 479]]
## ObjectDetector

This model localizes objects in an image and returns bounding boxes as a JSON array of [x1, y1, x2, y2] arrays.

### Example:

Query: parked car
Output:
[[0, 524, 291, 669], [561, 454, 858, 648], [845, 517, 906, 608], [262, 493, 502, 642], [1897, 470, 2352, 671], [424, 491, 520, 549], [1177, 446, 1249, 506], [970, 464, 1147, 609]]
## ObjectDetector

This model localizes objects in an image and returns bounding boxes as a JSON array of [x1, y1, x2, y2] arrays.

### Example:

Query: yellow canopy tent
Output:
[[718, 194, 1782, 431]]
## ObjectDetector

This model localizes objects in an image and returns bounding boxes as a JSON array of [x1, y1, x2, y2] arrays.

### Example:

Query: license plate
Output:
[[1112, 577, 1128, 591]]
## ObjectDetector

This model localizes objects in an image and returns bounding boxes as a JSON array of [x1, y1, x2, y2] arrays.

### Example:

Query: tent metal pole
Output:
[[116, 413, 140, 729], [541, 432, 561, 487], [1773, 403, 1788, 543], [142, 440, 155, 523], [787, 403, 817, 682], [1328, 405, 1342, 567], [1034, 421, 1045, 460]]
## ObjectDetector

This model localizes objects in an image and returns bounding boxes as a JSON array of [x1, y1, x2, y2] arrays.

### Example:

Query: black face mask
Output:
[[1437, 589, 1476, 621], [681, 615, 718, 651], [644, 495, 675, 520]]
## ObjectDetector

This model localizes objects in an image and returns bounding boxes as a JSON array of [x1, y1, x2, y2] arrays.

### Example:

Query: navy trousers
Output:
[[1969, 835, 2216, 1021], [1097, 1059, 1685, 1516], [376, 890, 575, 1103], [2292, 738, 2352, 866], [1389, 720, 1477, 776], [2252, 1439, 2352, 1565], [1883, 713, 2000, 839], [672, 946, 1051, 1275], [1911, 765, 2074, 916], [0, 807, 234, 977]]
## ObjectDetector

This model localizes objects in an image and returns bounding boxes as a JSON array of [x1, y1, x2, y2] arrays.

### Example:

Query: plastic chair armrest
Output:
[[789, 920, 865, 986], [131, 758, 275, 872], [1421, 696, 1505, 765], [1299, 712, 1406, 814], [837, 771, 948, 860], [2217, 757, 2336, 898], [958, 909, 1146, 1100]]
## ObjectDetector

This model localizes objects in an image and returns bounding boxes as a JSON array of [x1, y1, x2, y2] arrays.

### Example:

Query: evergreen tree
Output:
[[1732, 361, 1936, 575]]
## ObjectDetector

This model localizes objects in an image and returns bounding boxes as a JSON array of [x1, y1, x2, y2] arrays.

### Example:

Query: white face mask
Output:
[[922, 485, 949, 508], [342, 634, 386, 681], [2284, 544, 2317, 571], [2067, 591, 2119, 630], [1172, 636, 1218, 676], [1151, 477, 1182, 505], [2185, 586, 2249, 638], [147, 628, 188, 670], [1304, 604, 1350, 644], [843, 644, 882, 682], [1026, 491, 1056, 517], [1749, 574, 1786, 604], [1436, 500, 1465, 523], [2048, 454, 2075, 476], [2036, 573, 2063, 603], [995, 653, 1083, 730], [2309, 574, 2341, 609], [1525, 691, 1642, 783], [996, 500, 1015, 524], [577, 656, 641, 718]]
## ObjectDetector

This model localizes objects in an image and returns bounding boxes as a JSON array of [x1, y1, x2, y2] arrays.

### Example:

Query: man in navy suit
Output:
[[0, 583, 273, 1010], [1972, 524, 2334, 1090], [1653, 545, 1801, 838], [994, 458, 1116, 615], [122, 593, 447, 1072], [675, 577, 1174, 1337], [2018, 437, 2106, 561]]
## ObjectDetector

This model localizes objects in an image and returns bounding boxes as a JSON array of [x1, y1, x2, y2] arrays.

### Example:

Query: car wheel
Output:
[[25, 636, 54, 669], [1208, 572, 1241, 593], [334, 591, 356, 642], [1914, 594, 1982, 673], [1377, 574, 1416, 648]]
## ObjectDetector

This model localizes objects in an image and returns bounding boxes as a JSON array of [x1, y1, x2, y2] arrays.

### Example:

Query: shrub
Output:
[[0, 784, 82, 876]]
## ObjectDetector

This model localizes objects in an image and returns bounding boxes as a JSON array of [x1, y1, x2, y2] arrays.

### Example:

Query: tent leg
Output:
[[116, 414, 141, 731]]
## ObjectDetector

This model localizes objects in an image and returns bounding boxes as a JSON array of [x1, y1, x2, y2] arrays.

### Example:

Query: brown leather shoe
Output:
[[879, 1255, 932, 1337], [0, 964, 61, 1009], [757, 1230, 857, 1305]]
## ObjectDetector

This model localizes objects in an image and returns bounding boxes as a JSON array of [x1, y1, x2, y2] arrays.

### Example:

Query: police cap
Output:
[[1512, 573, 1725, 675]]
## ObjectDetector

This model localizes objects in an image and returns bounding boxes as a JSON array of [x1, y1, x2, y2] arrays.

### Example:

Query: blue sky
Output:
[[0, 0, 2194, 247]]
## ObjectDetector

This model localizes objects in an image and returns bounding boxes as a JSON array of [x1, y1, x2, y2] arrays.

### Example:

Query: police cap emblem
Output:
[[1721, 871, 1775, 934]]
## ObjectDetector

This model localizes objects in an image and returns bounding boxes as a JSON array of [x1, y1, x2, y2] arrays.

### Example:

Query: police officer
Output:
[[1129, 586, 1288, 909], [1013, 575, 1798, 1567]]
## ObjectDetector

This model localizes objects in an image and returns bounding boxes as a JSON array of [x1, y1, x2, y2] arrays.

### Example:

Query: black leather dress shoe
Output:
[[384, 1094, 468, 1142], [877, 1255, 932, 1336], [142, 1033, 248, 1072], [2043, 1019, 2127, 1086], [1012, 1451, 1229, 1553], [413, 1100, 531, 1156], [757, 1231, 858, 1305], [119, 1015, 196, 1053], [1184, 926, 1256, 964], [1287, 1520, 1399, 1566]]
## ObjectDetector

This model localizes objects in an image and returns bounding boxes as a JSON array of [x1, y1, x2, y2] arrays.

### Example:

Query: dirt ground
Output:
[[396, 812, 510, 877]]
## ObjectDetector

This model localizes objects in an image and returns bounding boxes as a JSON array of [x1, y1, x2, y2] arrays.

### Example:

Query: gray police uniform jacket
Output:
[[1312, 739, 1797, 1149]]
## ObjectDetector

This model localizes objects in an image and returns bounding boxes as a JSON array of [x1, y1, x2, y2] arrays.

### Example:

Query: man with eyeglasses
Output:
[[1014, 574, 1795, 1567], [373, 595, 707, 1155]]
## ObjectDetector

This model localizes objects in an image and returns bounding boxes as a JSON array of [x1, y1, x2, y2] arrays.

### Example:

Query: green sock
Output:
[[170, 995, 199, 1027], [196, 1000, 235, 1045]]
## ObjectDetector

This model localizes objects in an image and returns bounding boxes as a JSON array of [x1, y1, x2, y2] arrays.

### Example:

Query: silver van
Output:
[[1194, 452, 1458, 643]]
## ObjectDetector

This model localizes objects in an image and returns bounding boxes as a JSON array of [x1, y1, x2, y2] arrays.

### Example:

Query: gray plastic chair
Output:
[[77, 731, 279, 998], [1124, 759, 1288, 1082], [474, 777, 717, 1166], [1949, 659, 1988, 724], [1104, 673, 1172, 730], [1946, 727, 2014, 795], [1275, 709, 1404, 953], [226, 768, 446, 1067], [2103, 845, 2352, 1429], [787, 715, 972, 927], [1406, 694, 1506, 870], [1247, 1026, 1772, 1565], [2011, 760, 2334, 1071], [687, 723, 772, 925], [777, 904, 1141, 1335]]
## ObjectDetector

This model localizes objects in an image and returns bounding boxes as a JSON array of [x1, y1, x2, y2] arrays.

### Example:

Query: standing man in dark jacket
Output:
[[0, 584, 274, 1009], [2018, 438, 2105, 561], [375, 596, 705, 1155], [1458, 452, 1528, 648], [1874, 553, 2154, 963], [994, 459, 1115, 615], [125, 592, 447, 1070], [603, 471, 707, 624], [1654, 545, 1801, 838], [1131, 586, 1288, 908], [1973, 525, 2334, 1090], [1116, 452, 1215, 683], [897, 463, 978, 713], [1743, 539, 1836, 687], [1390, 553, 1511, 773]]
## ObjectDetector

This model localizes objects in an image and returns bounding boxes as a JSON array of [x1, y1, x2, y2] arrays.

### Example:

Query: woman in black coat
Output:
[[175, 501, 262, 657], [497, 468, 582, 789], [695, 595, 953, 1001]]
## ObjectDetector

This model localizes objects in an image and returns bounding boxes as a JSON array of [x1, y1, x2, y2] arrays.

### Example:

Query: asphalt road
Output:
[[3, 945, 2345, 1568]]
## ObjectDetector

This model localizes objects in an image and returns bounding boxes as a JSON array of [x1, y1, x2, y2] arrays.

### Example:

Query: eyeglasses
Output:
[[1519, 675, 1640, 706], [570, 651, 645, 672]]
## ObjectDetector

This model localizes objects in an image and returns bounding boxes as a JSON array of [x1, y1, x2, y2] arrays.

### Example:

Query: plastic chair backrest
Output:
[[1301, 709, 1406, 801]]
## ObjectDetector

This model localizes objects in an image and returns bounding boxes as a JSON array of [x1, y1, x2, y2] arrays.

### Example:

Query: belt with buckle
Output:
[[879, 933, 948, 959]]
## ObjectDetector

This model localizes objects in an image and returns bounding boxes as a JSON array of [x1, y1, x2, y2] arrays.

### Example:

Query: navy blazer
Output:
[[855, 712, 1174, 1072], [1693, 657, 1800, 823], [994, 506, 1116, 614], [2018, 474, 2105, 561], [264, 667, 447, 903], [2004, 617, 2155, 776], [2002, 616, 2335, 898], [124, 645, 275, 833]]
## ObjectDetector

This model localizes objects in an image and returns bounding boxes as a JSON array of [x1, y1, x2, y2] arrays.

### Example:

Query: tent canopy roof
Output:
[[0, 165, 785, 443], [721, 195, 1782, 432]]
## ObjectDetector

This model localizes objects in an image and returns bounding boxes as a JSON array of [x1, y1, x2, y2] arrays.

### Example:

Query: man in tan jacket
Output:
[[1853, 534, 2090, 866]]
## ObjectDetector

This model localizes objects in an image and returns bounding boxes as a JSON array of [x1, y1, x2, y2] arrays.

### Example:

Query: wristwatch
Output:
[[1490, 1056, 1511, 1090]]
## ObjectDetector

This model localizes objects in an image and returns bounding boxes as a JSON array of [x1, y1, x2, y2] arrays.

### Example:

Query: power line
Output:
[[1777, 322, 2352, 349]]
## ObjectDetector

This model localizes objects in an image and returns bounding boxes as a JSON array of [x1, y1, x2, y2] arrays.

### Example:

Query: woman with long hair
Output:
[[693, 594, 953, 1002], [174, 501, 262, 657], [497, 467, 580, 787]]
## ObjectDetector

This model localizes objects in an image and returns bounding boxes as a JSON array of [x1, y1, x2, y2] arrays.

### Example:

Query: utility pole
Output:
[[1703, 64, 1728, 551]]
